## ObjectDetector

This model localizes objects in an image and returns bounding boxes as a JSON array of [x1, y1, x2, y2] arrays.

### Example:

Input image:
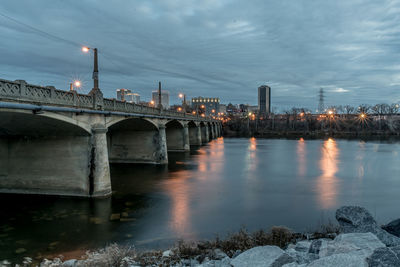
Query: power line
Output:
[[0, 11, 82, 48]]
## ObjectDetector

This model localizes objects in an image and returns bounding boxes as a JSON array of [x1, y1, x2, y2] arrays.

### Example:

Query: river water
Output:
[[1, 137, 400, 262]]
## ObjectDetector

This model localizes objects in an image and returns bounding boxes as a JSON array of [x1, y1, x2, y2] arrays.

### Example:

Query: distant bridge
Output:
[[0, 79, 222, 198]]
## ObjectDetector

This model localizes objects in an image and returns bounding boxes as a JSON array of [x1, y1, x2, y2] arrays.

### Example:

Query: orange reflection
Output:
[[317, 138, 339, 209], [249, 137, 257, 151], [297, 138, 306, 176], [164, 170, 193, 238], [245, 137, 258, 174], [164, 138, 225, 238]]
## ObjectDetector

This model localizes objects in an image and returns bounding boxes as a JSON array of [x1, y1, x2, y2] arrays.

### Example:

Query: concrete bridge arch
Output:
[[0, 109, 95, 197], [107, 117, 167, 165]]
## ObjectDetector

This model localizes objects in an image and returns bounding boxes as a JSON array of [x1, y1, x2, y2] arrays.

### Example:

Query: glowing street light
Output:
[[70, 80, 81, 91], [150, 100, 155, 106]]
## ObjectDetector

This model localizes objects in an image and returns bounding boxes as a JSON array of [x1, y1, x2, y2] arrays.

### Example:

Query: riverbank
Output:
[[223, 127, 400, 140], [7, 206, 400, 266]]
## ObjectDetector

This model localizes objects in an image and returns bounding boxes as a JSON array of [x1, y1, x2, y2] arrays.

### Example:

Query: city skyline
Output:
[[1, 1, 400, 110]]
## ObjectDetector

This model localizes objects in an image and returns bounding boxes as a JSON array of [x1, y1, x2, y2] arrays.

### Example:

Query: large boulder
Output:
[[336, 206, 400, 247], [231, 246, 294, 267], [366, 246, 400, 267], [306, 253, 368, 267], [382, 219, 400, 238], [318, 232, 385, 258]]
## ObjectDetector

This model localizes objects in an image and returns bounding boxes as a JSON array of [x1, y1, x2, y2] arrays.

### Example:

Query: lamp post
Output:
[[82, 46, 100, 93], [179, 93, 186, 113]]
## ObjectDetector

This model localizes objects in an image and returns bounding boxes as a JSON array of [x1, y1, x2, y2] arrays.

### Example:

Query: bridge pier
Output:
[[201, 124, 210, 144], [183, 124, 190, 151], [90, 126, 112, 197], [158, 124, 168, 164], [211, 123, 216, 139], [189, 122, 202, 146]]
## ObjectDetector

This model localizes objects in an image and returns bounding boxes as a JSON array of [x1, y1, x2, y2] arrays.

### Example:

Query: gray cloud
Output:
[[1, 0, 400, 109]]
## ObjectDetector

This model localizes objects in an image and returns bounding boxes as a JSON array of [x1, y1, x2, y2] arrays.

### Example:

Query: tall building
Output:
[[126, 93, 140, 104], [191, 97, 220, 116], [116, 89, 140, 104], [152, 90, 170, 109], [116, 89, 131, 101], [258, 85, 271, 114]]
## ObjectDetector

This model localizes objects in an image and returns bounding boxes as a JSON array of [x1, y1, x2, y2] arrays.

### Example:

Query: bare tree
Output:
[[343, 105, 355, 115]]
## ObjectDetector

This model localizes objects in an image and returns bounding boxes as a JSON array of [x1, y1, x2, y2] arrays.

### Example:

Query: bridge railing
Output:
[[0, 78, 211, 121]]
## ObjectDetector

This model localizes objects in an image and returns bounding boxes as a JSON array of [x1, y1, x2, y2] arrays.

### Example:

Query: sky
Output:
[[1, 0, 400, 111]]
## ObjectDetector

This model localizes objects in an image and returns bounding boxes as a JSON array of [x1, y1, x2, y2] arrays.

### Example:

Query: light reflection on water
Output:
[[1, 137, 400, 263], [316, 138, 339, 209]]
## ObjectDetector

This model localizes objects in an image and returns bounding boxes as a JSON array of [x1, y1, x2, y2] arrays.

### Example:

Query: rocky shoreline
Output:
[[3, 206, 400, 267]]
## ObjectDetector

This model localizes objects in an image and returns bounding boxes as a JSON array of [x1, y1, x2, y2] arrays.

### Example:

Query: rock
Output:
[[15, 248, 26, 254], [162, 249, 174, 257], [306, 252, 368, 267], [382, 219, 400, 238], [366, 246, 400, 267], [308, 239, 329, 254], [285, 248, 318, 264], [213, 248, 228, 260], [62, 259, 77, 267], [336, 206, 400, 247], [231, 246, 294, 267], [110, 213, 120, 221], [287, 241, 311, 253], [282, 263, 306, 267], [1, 260, 11, 266], [319, 232, 385, 258], [232, 250, 242, 258], [198, 258, 231, 267]]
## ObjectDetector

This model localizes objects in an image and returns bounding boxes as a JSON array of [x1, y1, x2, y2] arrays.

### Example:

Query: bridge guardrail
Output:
[[0, 78, 214, 121]]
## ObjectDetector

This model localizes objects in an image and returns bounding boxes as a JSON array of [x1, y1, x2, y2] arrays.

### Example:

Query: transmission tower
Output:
[[318, 88, 325, 113]]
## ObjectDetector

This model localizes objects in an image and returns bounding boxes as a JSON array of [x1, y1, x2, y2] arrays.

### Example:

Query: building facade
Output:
[[258, 85, 271, 114], [116, 89, 140, 104], [152, 90, 170, 109], [191, 97, 220, 116]]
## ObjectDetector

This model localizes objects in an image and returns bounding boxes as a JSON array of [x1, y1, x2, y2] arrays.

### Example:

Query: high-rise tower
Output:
[[258, 85, 271, 114]]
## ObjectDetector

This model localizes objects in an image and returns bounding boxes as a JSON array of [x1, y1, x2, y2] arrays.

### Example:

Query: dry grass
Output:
[[37, 224, 339, 266]]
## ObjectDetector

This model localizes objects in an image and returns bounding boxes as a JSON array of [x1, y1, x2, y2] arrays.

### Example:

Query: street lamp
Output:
[[82, 46, 100, 93], [70, 80, 81, 91], [178, 93, 186, 112]]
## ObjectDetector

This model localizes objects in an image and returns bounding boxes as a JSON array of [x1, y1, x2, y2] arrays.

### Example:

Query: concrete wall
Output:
[[0, 135, 92, 196]]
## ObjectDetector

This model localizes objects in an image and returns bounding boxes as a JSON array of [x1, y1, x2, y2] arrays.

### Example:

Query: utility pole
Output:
[[318, 88, 325, 114], [158, 81, 162, 109]]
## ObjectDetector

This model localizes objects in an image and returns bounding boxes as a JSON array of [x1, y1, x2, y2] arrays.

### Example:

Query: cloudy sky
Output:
[[1, 0, 400, 111]]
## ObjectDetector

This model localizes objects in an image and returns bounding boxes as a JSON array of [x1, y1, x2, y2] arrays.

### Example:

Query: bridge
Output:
[[0, 78, 222, 198]]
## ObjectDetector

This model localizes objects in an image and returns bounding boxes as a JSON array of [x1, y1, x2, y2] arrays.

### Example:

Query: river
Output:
[[1, 137, 400, 262]]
